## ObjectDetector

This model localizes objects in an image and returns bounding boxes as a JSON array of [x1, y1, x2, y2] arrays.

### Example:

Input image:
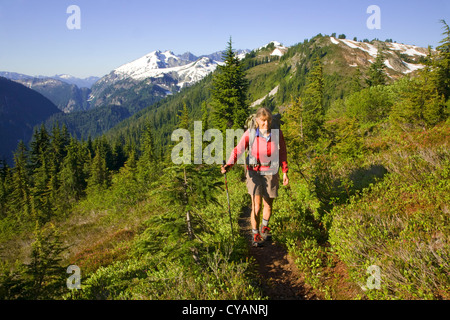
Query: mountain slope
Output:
[[102, 35, 429, 153], [0, 77, 61, 164], [246, 35, 428, 110], [328, 37, 428, 77], [13, 77, 91, 113]]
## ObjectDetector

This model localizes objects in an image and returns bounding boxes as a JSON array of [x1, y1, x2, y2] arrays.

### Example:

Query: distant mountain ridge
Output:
[[51, 74, 100, 89], [0, 72, 100, 88]]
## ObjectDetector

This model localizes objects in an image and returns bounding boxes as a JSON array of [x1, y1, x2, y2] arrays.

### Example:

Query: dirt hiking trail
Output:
[[238, 205, 320, 300]]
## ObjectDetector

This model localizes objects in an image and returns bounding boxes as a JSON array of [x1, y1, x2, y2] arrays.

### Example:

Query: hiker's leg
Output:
[[261, 172, 278, 224], [251, 194, 262, 231], [262, 195, 273, 223], [250, 194, 264, 247], [260, 195, 274, 241]]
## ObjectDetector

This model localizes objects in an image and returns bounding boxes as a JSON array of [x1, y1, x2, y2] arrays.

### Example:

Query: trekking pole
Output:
[[222, 160, 235, 240]]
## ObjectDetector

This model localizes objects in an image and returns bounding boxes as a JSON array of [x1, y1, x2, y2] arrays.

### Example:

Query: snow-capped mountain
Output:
[[113, 50, 218, 87], [88, 48, 250, 108], [88, 51, 214, 107]]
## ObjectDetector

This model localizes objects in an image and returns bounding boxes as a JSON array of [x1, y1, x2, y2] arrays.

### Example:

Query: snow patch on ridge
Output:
[[403, 62, 425, 74], [329, 37, 427, 75], [251, 85, 279, 107]]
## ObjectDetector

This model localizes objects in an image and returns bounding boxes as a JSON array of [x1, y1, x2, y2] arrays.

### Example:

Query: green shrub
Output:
[[329, 133, 450, 299]]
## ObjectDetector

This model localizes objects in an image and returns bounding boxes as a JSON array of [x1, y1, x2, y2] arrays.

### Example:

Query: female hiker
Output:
[[221, 107, 289, 247]]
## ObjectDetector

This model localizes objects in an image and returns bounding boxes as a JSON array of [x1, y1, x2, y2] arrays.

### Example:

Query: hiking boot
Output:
[[252, 233, 264, 247], [260, 226, 272, 241]]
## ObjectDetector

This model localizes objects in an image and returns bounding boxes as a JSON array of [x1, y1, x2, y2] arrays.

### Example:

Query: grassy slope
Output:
[[269, 120, 449, 299], [61, 168, 265, 300]]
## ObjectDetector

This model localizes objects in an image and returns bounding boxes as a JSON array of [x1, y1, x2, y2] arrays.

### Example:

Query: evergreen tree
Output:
[[389, 41, 447, 129], [0, 160, 12, 218], [434, 19, 450, 100], [10, 141, 31, 221], [200, 101, 210, 159], [350, 67, 364, 93], [111, 141, 126, 172], [302, 57, 325, 143], [31, 152, 53, 224], [324, 116, 363, 159], [59, 138, 88, 202], [284, 96, 305, 168], [123, 149, 138, 176], [50, 123, 70, 171], [201, 101, 209, 133], [137, 120, 157, 184], [46, 124, 70, 210], [178, 102, 190, 130], [211, 38, 249, 132], [86, 147, 109, 193], [366, 48, 387, 87], [93, 136, 114, 172], [47, 158, 61, 216], [22, 222, 66, 299], [110, 149, 142, 206], [418, 49, 447, 126], [86, 135, 94, 158], [29, 124, 51, 173]]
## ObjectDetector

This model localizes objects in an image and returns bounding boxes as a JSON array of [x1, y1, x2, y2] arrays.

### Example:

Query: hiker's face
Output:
[[257, 116, 270, 130]]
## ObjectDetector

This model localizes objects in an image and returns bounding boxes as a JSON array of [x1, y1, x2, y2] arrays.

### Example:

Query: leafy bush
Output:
[[329, 125, 450, 299], [344, 85, 395, 125]]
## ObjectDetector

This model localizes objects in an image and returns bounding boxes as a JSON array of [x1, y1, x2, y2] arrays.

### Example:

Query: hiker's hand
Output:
[[221, 164, 229, 174], [283, 172, 289, 186]]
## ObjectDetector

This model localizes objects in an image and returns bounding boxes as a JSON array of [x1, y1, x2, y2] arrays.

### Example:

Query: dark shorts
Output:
[[246, 169, 279, 198]]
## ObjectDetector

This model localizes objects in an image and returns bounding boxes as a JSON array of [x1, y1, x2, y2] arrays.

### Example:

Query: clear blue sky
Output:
[[0, 0, 448, 78]]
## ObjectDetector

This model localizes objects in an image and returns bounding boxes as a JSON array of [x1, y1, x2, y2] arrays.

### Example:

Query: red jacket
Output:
[[226, 128, 289, 173]]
